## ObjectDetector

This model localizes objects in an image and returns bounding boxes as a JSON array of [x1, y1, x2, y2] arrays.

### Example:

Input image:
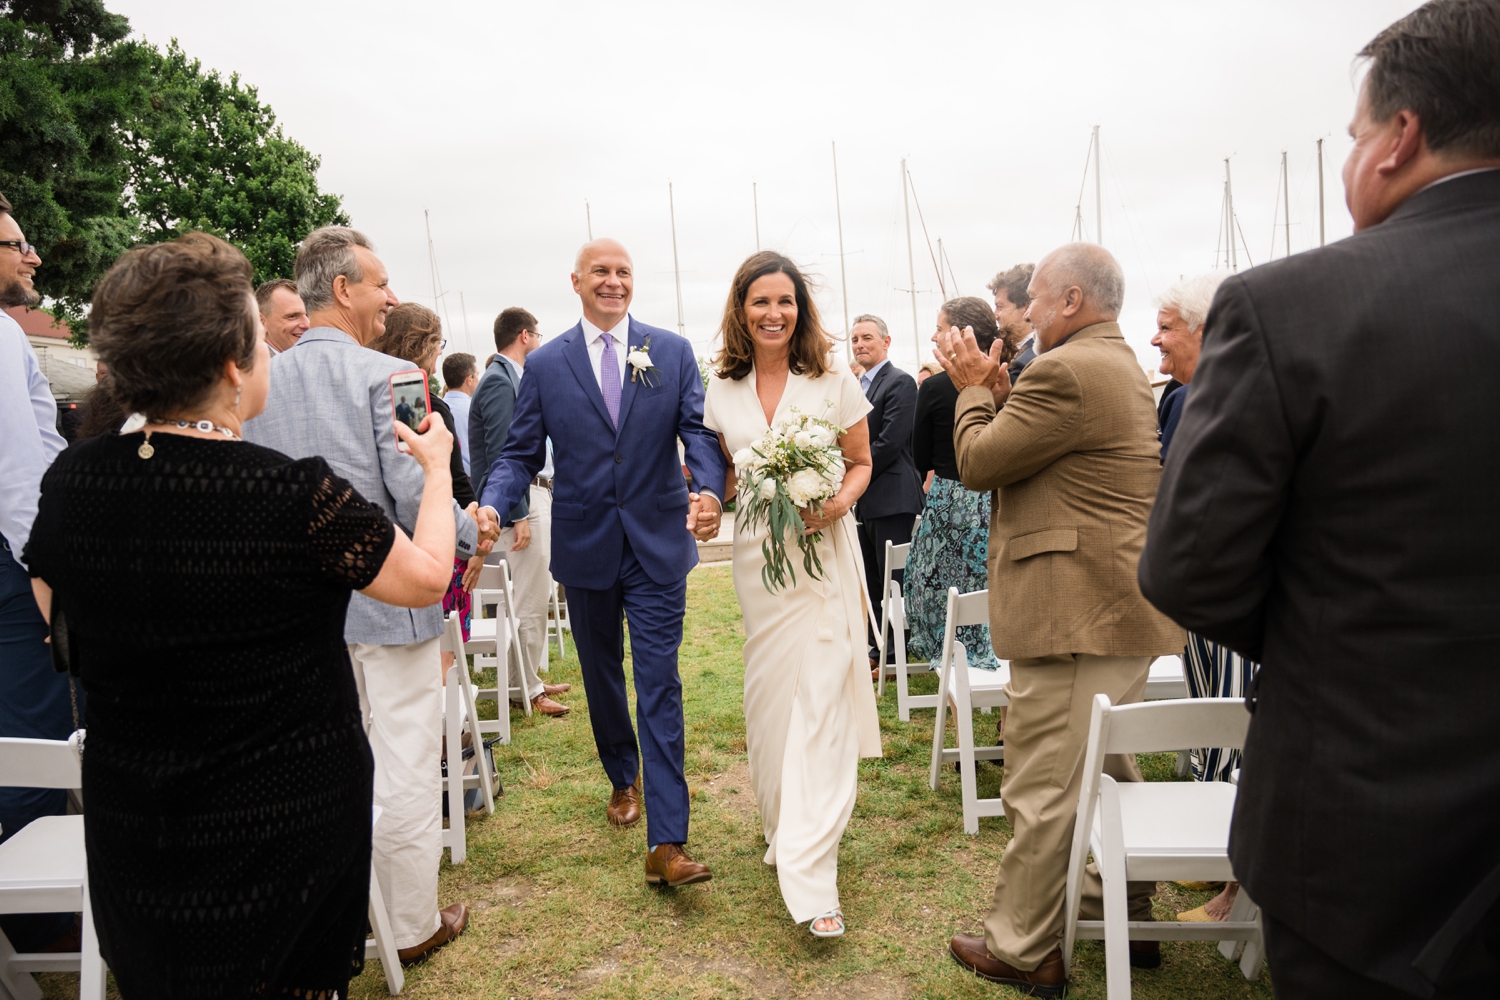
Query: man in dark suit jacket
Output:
[[469, 308, 535, 525], [849, 314, 923, 661], [1140, 4, 1500, 996]]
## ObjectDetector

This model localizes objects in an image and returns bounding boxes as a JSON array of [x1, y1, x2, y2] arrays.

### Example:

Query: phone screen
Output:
[[389, 370, 431, 452]]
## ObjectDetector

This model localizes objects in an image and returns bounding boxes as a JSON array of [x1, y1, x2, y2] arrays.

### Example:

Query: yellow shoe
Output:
[[1174, 880, 1222, 892], [1176, 904, 1215, 923]]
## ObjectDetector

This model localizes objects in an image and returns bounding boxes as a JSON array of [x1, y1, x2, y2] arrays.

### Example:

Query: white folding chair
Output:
[[874, 542, 941, 721], [1062, 695, 1264, 998], [927, 588, 1011, 834], [0, 733, 105, 1000], [470, 562, 529, 719], [545, 582, 569, 663], [1145, 655, 1189, 700], [438, 613, 497, 866], [364, 805, 404, 995]]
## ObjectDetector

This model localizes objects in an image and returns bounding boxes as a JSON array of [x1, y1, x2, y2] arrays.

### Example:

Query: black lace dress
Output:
[[24, 434, 398, 999]]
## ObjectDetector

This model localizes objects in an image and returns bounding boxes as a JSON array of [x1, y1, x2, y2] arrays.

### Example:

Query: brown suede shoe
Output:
[[948, 936, 1065, 997], [607, 775, 641, 827], [644, 843, 712, 887], [397, 902, 468, 966], [531, 694, 570, 716], [543, 682, 571, 695]]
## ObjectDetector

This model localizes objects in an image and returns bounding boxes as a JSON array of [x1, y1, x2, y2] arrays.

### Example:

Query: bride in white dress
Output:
[[702, 252, 883, 938]]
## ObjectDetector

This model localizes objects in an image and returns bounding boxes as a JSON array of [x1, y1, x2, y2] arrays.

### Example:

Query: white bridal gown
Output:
[[703, 360, 883, 923]]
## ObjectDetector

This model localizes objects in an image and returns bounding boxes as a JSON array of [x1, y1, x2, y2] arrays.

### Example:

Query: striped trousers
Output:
[[1183, 633, 1258, 782]]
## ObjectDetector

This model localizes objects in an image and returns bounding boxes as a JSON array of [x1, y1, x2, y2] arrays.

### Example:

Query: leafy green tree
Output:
[[0, 2, 148, 334], [125, 42, 349, 291], [0, 2, 347, 344]]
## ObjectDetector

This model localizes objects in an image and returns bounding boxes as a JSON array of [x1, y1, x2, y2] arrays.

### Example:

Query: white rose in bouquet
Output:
[[810, 424, 838, 447], [732, 447, 758, 471], [786, 468, 831, 507], [758, 477, 779, 500], [792, 430, 819, 449]]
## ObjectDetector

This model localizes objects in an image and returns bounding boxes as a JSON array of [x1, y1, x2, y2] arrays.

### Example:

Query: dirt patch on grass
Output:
[[699, 759, 760, 828]]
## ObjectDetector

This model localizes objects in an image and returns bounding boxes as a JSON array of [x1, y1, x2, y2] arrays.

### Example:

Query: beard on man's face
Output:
[[0, 276, 40, 309]]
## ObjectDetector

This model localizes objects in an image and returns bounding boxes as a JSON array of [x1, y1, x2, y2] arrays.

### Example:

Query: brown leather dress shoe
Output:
[[397, 902, 469, 965], [607, 776, 641, 827], [531, 694, 570, 716], [948, 935, 1065, 998], [543, 682, 571, 695], [645, 843, 712, 887]]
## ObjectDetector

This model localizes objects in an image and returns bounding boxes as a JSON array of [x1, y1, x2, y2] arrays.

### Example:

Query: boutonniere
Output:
[[627, 336, 659, 387]]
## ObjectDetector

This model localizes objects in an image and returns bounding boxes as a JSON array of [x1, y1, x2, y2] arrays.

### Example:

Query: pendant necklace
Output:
[[137, 419, 241, 460]]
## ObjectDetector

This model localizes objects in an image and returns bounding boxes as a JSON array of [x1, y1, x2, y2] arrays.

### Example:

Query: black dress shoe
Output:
[[1129, 939, 1161, 968]]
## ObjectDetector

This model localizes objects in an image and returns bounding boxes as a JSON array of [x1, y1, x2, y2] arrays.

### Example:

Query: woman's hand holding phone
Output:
[[394, 414, 453, 476]]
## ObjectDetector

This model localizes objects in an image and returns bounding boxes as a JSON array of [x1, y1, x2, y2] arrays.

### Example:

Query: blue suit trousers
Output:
[[0, 544, 78, 949], [567, 535, 689, 848]]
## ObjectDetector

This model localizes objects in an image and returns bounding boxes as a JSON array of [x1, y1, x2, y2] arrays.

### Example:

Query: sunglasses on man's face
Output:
[[0, 240, 38, 257]]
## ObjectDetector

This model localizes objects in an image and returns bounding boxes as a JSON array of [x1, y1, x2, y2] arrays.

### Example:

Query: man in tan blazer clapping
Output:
[[937, 243, 1183, 996]]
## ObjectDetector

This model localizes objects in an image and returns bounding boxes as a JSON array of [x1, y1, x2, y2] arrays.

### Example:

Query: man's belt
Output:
[[532, 476, 553, 490]]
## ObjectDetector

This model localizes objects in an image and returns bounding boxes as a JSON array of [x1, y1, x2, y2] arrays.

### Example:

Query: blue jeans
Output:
[[0, 542, 79, 950]]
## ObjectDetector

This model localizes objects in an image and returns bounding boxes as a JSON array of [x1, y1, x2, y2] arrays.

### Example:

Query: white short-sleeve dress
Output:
[[703, 359, 883, 923]]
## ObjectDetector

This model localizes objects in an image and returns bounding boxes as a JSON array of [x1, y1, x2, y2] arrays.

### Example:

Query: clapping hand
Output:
[[935, 325, 1011, 407], [687, 492, 722, 542]]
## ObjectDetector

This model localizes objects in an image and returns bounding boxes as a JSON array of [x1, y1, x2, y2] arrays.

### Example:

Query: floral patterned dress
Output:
[[903, 476, 1001, 669]]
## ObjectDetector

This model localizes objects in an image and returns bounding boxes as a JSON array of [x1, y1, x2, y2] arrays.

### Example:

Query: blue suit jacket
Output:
[[480, 318, 726, 590], [468, 357, 527, 520]]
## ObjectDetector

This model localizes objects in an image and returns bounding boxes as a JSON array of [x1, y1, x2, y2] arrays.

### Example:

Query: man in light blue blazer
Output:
[[481, 239, 726, 887], [244, 226, 498, 964]]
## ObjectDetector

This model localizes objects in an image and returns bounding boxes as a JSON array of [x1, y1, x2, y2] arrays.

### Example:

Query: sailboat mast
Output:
[[1282, 151, 1291, 258], [902, 158, 919, 360], [669, 182, 685, 338], [1093, 125, 1102, 247], [586, 200, 593, 241], [1225, 159, 1239, 272], [1317, 139, 1326, 247], [425, 209, 439, 313], [832, 142, 850, 363], [753, 182, 760, 251], [459, 290, 471, 350]]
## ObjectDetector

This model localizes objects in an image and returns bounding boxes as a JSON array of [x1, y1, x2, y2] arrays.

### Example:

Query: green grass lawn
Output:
[[41, 563, 1270, 999], [349, 563, 1272, 1000]]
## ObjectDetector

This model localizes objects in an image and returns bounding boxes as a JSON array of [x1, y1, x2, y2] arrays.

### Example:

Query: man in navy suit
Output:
[[481, 239, 726, 887]]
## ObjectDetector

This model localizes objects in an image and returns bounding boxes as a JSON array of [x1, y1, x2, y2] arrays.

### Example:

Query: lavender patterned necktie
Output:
[[599, 332, 621, 427]]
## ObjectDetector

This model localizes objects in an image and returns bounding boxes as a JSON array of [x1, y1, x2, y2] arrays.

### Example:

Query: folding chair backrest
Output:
[[950, 588, 989, 629], [0, 734, 83, 789], [884, 541, 909, 575], [439, 610, 463, 656], [1102, 698, 1250, 756]]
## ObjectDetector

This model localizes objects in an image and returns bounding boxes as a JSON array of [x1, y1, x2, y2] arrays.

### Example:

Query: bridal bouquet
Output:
[[733, 407, 846, 593]]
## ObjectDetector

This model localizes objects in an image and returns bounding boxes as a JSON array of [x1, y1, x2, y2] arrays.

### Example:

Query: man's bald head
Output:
[[1036, 243, 1124, 318], [571, 238, 634, 330], [574, 238, 632, 275], [1024, 243, 1125, 350]]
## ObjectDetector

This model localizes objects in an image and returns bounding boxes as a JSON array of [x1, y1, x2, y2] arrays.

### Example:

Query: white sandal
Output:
[[809, 909, 845, 938]]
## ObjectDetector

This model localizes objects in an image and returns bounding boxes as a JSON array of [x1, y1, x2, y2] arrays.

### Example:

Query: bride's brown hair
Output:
[[712, 251, 834, 381]]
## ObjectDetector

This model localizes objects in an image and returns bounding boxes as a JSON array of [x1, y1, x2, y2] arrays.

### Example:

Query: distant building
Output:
[[7, 306, 97, 402]]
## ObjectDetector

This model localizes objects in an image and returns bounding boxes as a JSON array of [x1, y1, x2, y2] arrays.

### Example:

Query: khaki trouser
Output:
[[348, 637, 443, 950], [983, 653, 1158, 970], [490, 484, 554, 702]]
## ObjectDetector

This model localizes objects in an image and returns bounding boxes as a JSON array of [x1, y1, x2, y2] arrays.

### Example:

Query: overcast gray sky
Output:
[[114, 0, 1417, 372]]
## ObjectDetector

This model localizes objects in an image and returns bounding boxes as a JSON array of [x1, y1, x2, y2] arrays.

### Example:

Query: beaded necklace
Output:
[[137, 418, 241, 460]]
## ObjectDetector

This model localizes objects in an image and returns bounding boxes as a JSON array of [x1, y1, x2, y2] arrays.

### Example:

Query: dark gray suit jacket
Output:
[[1139, 170, 1500, 997], [856, 361, 923, 520], [468, 356, 528, 521], [1009, 336, 1036, 385]]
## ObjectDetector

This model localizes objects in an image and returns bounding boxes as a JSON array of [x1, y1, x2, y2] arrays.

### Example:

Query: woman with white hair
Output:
[[1152, 272, 1257, 923]]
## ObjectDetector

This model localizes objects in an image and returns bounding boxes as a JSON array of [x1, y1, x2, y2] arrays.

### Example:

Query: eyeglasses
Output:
[[0, 240, 38, 257], [441, 339, 448, 350]]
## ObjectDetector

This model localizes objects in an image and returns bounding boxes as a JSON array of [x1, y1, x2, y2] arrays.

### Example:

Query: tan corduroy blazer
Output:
[[953, 321, 1183, 660]]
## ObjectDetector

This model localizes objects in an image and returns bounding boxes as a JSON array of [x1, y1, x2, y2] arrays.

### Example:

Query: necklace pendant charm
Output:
[[137, 441, 155, 460]]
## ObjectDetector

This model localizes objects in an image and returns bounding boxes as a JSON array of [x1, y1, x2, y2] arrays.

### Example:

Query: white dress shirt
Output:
[[581, 314, 630, 391], [443, 387, 472, 475], [1, 312, 68, 565]]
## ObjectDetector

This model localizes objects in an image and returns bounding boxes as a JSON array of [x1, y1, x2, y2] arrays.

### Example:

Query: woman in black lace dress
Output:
[[24, 234, 459, 998]]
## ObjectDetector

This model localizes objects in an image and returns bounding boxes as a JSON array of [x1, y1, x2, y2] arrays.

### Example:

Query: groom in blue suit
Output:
[[481, 239, 727, 885]]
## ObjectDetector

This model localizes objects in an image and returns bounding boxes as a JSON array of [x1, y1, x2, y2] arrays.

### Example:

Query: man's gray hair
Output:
[[1043, 243, 1125, 318], [851, 313, 889, 340], [1154, 272, 1229, 333], [295, 226, 374, 313]]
